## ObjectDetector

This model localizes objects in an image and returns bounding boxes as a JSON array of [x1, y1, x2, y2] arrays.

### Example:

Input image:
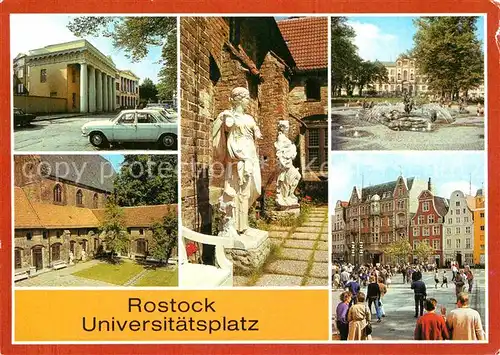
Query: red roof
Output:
[[341, 201, 349, 208], [277, 17, 328, 71]]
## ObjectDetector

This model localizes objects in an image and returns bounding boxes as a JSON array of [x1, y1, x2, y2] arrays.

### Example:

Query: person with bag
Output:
[[347, 292, 372, 340], [367, 276, 382, 322], [465, 267, 474, 293], [336, 291, 352, 341]]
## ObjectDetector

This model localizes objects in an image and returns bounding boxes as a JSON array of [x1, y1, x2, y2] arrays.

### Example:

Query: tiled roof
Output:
[[14, 187, 43, 229], [433, 196, 449, 217], [31, 203, 100, 229], [41, 155, 115, 192], [92, 205, 177, 228], [341, 201, 348, 207], [361, 177, 415, 201], [277, 17, 327, 71]]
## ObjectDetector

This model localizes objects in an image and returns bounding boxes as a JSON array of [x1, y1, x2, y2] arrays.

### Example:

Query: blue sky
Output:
[[346, 16, 485, 61], [102, 154, 124, 172], [329, 151, 486, 204], [10, 15, 164, 84]]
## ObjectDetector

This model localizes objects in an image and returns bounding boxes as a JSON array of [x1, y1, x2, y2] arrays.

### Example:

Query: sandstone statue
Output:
[[275, 120, 301, 207], [69, 251, 74, 265], [212, 87, 263, 238]]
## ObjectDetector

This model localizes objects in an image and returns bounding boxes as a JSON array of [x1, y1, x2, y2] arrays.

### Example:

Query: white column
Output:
[[88, 66, 96, 113], [112, 78, 117, 111], [103, 74, 109, 112], [108, 77, 113, 112], [96, 69, 102, 112], [79, 63, 88, 113]]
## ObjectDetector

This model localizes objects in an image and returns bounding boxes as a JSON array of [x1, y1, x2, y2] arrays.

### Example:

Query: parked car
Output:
[[13, 107, 36, 127], [81, 109, 177, 149], [145, 106, 177, 121]]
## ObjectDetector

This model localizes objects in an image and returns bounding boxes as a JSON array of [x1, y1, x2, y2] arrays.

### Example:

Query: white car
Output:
[[81, 109, 177, 149], [146, 106, 177, 122]]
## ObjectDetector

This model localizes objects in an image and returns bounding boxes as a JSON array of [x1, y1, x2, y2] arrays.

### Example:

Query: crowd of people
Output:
[[333, 262, 484, 341]]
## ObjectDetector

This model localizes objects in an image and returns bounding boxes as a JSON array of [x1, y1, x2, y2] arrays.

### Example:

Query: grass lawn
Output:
[[72, 261, 144, 285], [134, 267, 178, 287]]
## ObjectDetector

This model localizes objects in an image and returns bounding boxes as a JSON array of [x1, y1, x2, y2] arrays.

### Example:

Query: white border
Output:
[[10, 12, 489, 345]]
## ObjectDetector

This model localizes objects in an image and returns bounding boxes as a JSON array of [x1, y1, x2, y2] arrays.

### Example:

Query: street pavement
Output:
[[332, 269, 486, 340], [14, 114, 175, 151]]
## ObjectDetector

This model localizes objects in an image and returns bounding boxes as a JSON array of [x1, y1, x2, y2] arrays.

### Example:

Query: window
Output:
[[398, 200, 405, 210], [455, 209, 460, 215], [422, 227, 430, 236], [305, 78, 321, 101], [446, 228, 451, 235], [17, 83, 24, 94], [456, 217, 460, 223], [427, 215, 435, 224], [139, 228, 144, 235], [464, 217, 469, 223], [463, 208, 466, 214], [26, 232, 32, 240], [50, 91, 57, 97], [413, 227, 418, 236], [480, 226, 485, 231], [17, 68, 24, 78], [53, 184, 62, 203], [456, 201, 460, 207], [455, 227, 461, 234], [15, 249, 22, 269], [93, 193, 99, 208], [306, 127, 327, 170], [119, 112, 135, 124], [433, 226, 440, 235], [466, 238, 471, 249], [56, 230, 61, 238], [418, 215, 424, 225], [422, 202, 429, 211], [448, 218, 452, 224], [413, 240, 419, 249], [229, 18, 241, 45], [480, 212, 485, 218], [433, 240, 440, 250], [76, 189, 83, 205], [137, 113, 156, 124], [456, 239, 461, 248], [447, 239, 452, 248], [40, 69, 47, 83], [51, 243, 61, 261], [42, 231, 48, 239]]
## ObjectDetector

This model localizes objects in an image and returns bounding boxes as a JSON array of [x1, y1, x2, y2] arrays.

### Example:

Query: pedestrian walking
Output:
[[336, 291, 352, 341], [345, 276, 360, 307], [451, 263, 458, 281], [465, 267, 474, 293], [334, 271, 341, 290], [442, 292, 485, 340], [434, 270, 439, 289], [367, 276, 382, 322], [414, 298, 450, 340], [340, 268, 350, 288], [411, 273, 427, 318], [377, 277, 387, 318], [454, 271, 466, 297], [347, 292, 372, 341], [441, 270, 448, 288]]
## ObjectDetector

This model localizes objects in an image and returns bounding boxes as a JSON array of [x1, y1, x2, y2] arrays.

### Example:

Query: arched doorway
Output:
[[32, 246, 43, 270]]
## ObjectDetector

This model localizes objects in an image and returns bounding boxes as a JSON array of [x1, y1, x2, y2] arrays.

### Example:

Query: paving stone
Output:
[[306, 217, 325, 223], [269, 237, 285, 246], [295, 226, 322, 233], [280, 248, 313, 261], [305, 277, 328, 286], [307, 213, 326, 218], [255, 274, 303, 287], [265, 260, 309, 276], [284, 239, 315, 249], [269, 225, 291, 232], [309, 262, 329, 279], [316, 241, 329, 251], [313, 250, 330, 263], [301, 222, 323, 228], [269, 231, 288, 238], [233, 276, 251, 287], [289, 232, 318, 241]]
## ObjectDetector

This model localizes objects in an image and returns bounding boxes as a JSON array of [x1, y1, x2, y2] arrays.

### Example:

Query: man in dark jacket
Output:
[[411, 273, 427, 318]]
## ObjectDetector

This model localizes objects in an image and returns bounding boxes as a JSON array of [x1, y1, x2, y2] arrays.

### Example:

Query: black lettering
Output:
[[176, 318, 188, 331], [192, 301, 203, 312], [144, 301, 156, 312], [227, 319, 239, 331], [205, 298, 216, 312], [129, 320, 141, 331], [115, 318, 128, 331], [197, 319, 207, 331], [209, 319, 221, 334], [152, 319, 163, 331], [178, 301, 190, 312], [98, 319, 110, 332], [248, 320, 259, 331], [158, 301, 168, 312], [82, 316, 95, 332], [128, 298, 142, 312]]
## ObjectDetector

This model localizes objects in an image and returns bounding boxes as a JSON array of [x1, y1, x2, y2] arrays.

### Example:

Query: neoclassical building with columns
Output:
[[20, 39, 139, 113], [117, 70, 140, 108]]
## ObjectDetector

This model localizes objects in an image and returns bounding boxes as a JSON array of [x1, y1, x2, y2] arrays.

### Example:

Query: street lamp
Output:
[[351, 240, 364, 265]]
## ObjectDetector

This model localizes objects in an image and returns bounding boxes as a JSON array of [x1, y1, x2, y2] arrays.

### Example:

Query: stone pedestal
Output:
[[268, 206, 300, 222], [225, 228, 271, 275]]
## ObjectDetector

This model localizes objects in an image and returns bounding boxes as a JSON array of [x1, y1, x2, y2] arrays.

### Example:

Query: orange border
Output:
[[1, 0, 499, 354]]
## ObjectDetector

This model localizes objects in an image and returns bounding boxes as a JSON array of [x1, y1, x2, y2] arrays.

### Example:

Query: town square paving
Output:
[[332, 269, 486, 340]]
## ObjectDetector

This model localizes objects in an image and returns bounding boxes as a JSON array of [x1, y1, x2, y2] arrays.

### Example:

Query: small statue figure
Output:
[[81, 249, 87, 262], [403, 92, 413, 115], [69, 251, 74, 265], [212, 87, 263, 236], [275, 120, 301, 207]]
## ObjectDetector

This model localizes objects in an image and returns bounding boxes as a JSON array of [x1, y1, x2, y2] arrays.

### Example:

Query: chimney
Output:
[[428, 177, 432, 192]]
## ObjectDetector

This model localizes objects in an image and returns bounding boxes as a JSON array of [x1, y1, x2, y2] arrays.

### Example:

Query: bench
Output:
[[52, 261, 68, 270], [14, 268, 30, 282], [180, 226, 233, 287]]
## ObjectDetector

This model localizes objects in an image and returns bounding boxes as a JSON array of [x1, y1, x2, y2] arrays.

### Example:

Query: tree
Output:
[[139, 78, 159, 103], [331, 17, 361, 97], [100, 197, 129, 261], [384, 239, 413, 264], [413, 241, 435, 263], [149, 209, 178, 263], [412, 17, 484, 99], [355, 60, 389, 96], [67, 16, 177, 100], [113, 155, 178, 206]]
